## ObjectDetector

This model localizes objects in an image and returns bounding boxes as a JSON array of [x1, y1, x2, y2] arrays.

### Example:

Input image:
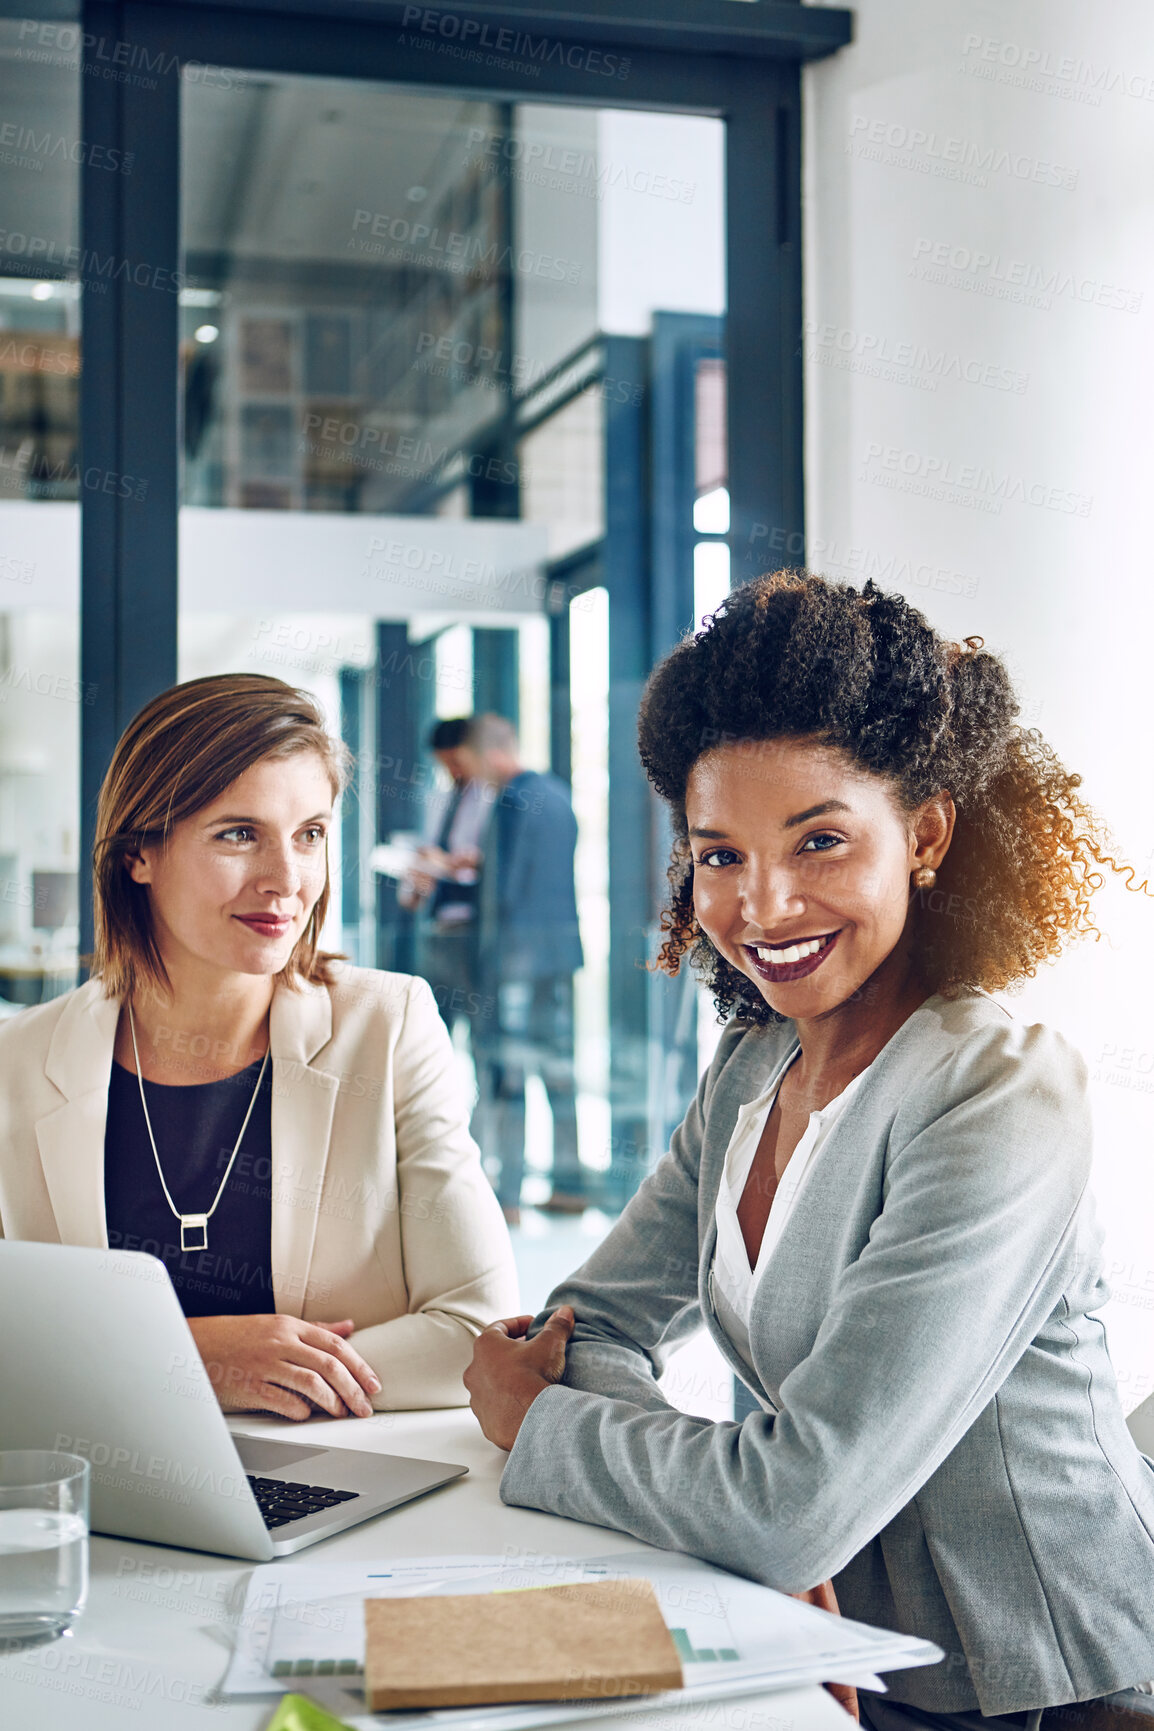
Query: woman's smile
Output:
[[742, 927, 842, 983]]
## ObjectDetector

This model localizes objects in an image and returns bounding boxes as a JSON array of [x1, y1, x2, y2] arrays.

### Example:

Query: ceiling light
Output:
[[31, 283, 54, 301], [194, 324, 219, 344]]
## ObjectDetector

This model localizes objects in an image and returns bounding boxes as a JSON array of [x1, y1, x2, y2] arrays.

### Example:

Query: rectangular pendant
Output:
[[180, 1214, 209, 1253]]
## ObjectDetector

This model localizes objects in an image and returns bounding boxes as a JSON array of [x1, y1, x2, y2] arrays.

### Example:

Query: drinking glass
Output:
[[0, 1451, 90, 1647]]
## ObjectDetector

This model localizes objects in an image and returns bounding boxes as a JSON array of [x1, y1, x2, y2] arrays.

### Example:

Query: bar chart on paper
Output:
[[271, 1655, 361, 1681], [670, 1629, 740, 1665]]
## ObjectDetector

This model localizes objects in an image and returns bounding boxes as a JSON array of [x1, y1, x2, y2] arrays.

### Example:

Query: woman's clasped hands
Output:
[[463, 1305, 575, 1449], [465, 1308, 857, 1720], [187, 1314, 382, 1420]]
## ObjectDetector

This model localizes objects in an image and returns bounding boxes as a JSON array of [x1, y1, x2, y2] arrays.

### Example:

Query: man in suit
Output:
[[468, 714, 585, 1225], [400, 718, 490, 1048]]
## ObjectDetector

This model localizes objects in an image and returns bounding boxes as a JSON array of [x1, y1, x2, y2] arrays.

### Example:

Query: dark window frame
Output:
[[77, 0, 851, 973]]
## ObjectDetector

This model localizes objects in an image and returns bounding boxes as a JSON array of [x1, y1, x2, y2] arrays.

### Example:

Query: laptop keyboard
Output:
[[247, 1475, 360, 1529]]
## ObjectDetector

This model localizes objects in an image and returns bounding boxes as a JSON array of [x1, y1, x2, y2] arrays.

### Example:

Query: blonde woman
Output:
[[0, 673, 517, 1417]]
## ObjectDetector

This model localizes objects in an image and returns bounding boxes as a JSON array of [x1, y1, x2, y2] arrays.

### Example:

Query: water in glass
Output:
[[0, 1453, 89, 1646]]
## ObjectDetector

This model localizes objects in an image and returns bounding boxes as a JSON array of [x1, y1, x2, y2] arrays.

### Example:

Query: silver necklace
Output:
[[127, 1002, 271, 1253]]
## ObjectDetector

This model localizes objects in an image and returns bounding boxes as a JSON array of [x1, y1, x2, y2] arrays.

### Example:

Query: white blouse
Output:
[[710, 1045, 874, 1390]]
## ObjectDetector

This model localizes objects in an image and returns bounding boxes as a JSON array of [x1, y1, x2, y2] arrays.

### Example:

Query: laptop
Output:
[[0, 1242, 468, 1560], [1127, 1391, 1154, 1459]]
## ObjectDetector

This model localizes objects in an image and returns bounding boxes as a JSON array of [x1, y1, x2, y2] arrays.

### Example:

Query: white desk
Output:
[[0, 1406, 852, 1731]]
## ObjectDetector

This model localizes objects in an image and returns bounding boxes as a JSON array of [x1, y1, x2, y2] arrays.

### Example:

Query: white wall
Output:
[[803, 0, 1154, 1406]]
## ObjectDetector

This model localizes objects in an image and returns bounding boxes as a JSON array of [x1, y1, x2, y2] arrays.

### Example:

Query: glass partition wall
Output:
[[178, 72, 726, 1213], [0, 11, 83, 1006]]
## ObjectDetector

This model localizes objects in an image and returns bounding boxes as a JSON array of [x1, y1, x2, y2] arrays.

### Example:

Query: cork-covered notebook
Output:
[[363, 1578, 685, 1710]]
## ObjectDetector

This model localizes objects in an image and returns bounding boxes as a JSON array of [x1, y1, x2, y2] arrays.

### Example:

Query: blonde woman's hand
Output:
[[187, 1314, 381, 1421]]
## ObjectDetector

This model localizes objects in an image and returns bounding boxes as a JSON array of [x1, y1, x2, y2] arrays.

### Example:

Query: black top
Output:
[[103, 1056, 275, 1317]]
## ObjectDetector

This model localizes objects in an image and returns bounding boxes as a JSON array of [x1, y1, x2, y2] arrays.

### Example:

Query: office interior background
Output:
[[1, 0, 1152, 1415]]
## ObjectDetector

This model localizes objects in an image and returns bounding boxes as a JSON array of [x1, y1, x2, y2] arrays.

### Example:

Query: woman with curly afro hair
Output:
[[466, 572, 1154, 1731]]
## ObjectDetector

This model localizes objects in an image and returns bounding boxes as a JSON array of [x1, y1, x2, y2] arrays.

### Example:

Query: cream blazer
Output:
[[0, 963, 519, 1409]]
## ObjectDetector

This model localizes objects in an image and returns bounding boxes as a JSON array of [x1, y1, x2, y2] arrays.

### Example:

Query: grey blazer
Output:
[[500, 991, 1154, 1716]]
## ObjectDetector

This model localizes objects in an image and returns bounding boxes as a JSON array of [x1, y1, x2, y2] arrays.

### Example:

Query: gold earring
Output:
[[912, 866, 937, 889]]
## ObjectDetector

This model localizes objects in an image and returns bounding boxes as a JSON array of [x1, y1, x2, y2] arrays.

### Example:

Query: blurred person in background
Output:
[[467, 714, 584, 1227], [400, 717, 491, 1052]]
